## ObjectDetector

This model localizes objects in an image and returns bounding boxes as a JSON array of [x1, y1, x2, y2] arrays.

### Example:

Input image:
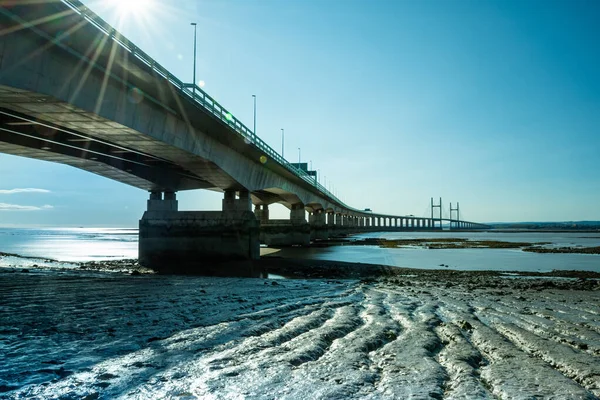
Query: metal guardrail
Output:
[[59, 0, 356, 211]]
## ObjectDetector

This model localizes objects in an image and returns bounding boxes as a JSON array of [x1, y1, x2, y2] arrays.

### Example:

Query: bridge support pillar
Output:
[[254, 205, 262, 221], [254, 204, 269, 225], [147, 190, 178, 212], [261, 203, 310, 246], [327, 212, 335, 227], [310, 210, 328, 240], [139, 189, 260, 275], [326, 211, 337, 237]]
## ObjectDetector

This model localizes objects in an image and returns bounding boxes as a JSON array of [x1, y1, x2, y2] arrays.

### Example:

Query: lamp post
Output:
[[298, 147, 301, 165], [281, 128, 284, 158], [252, 94, 256, 138], [190, 22, 197, 98]]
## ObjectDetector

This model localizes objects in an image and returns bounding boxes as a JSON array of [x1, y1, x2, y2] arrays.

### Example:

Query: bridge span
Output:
[[0, 1, 490, 273]]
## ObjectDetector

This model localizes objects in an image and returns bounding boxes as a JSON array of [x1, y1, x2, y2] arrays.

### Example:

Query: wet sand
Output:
[[1, 258, 599, 399]]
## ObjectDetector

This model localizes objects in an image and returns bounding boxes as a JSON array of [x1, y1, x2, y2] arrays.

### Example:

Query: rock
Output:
[[97, 373, 117, 381], [458, 320, 473, 331]]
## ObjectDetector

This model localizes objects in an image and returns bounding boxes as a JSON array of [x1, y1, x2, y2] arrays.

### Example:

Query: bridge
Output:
[[0, 1, 490, 273]]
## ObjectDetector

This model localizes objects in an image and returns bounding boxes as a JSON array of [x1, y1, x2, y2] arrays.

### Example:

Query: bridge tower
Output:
[[431, 197, 443, 230], [449, 202, 460, 229]]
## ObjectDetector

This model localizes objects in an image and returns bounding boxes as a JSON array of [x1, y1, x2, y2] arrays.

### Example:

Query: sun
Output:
[[108, 0, 156, 18]]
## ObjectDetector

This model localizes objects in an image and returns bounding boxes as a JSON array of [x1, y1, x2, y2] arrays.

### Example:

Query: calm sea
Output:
[[0, 227, 137, 268], [0, 227, 598, 273]]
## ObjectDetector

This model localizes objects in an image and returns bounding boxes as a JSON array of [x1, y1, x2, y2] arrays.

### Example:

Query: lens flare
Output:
[[108, 0, 156, 18], [127, 87, 144, 104]]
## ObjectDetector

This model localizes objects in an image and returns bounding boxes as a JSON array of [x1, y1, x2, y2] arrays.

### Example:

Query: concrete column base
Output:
[[310, 211, 328, 240], [260, 220, 311, 246], [139, 210, 259, 275], [311, 226, 329, 240]]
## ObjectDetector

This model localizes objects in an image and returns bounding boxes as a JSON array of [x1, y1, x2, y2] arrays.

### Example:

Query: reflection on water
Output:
[[0, 228, 598, 272], [0, 227, 138, 262], [273, 245, 600, 273], [276, 231, 600, 273]]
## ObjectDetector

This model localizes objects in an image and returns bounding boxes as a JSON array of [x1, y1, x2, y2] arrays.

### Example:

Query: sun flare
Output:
[[108, 0, 156, 18]]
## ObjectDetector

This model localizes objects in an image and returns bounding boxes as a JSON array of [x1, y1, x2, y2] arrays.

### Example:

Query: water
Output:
[[276, 231, 600, 273], [0, 227, 138, 262], [0, 227, 598, 273]]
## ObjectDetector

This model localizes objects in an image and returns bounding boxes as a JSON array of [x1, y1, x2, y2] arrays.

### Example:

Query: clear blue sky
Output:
[[1, 0, 598, 226]]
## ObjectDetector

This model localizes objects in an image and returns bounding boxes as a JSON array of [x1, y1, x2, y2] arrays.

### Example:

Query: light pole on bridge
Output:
[[190, 22, 197, 98], [252, 95, 256, 139], [298, 147, 301, 166], [281, 128, 284, 158]]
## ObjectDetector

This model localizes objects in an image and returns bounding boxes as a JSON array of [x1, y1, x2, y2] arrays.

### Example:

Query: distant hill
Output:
[[488, 221, 600, 231]]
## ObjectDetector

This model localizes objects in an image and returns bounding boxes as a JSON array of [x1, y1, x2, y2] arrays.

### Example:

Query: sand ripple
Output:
[[1, 269, 599, 399]]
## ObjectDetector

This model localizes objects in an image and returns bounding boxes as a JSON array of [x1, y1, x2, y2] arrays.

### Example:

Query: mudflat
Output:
[[1, 260, 599, 399]]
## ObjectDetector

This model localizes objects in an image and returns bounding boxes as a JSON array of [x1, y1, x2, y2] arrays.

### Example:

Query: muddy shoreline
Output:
[[2, 252, 599, 292], [313, 237, 600, 254], [1, 260, 599, 398]]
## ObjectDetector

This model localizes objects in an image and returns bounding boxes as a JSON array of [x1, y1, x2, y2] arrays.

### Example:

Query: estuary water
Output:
[[0, 227, 138, 266], [1, 229, 600, 399], [275, 231, 600, 273], [0, 227, 598, 273]]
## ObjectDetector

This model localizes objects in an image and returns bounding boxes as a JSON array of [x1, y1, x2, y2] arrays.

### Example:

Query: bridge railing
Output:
[[60, 0, 353, 210]]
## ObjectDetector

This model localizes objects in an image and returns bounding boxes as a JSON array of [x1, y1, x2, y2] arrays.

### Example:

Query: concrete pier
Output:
[[139, 190, 260, 275], [261, 203, 311, 246], [310, 210, 329, 240]]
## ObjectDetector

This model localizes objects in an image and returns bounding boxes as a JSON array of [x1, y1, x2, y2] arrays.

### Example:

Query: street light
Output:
[[190, 22, 197, 98], [298, 147, 301, 165], [281, 128, 284, 158], [252, 94, 256, 138]]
